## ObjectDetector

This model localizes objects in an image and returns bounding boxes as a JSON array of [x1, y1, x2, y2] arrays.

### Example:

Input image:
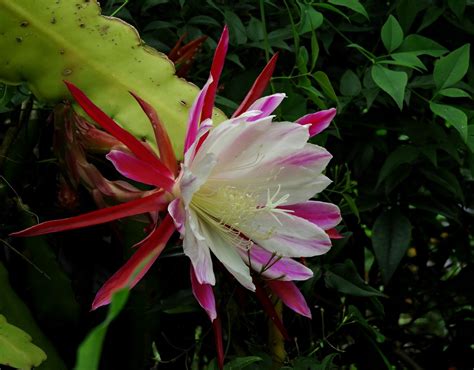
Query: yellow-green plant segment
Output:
[[0, 0, 226, 157], [0, 314, 47, 369]]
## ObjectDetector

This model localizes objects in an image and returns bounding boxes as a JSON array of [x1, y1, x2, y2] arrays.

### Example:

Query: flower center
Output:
[[190, 184, 292, 250]]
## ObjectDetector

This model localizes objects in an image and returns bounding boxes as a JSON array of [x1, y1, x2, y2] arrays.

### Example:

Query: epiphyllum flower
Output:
[[11, 27, 340, 330]]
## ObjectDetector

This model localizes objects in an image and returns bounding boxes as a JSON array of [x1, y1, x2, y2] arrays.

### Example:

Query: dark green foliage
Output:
[[1, 0, 473, 369]]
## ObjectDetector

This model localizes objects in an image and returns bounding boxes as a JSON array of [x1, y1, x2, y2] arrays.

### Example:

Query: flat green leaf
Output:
[[74, 289, 130, 370], [0, 315, 47, 370], [325, 260, 385, 297], [297, 3, 324, 34], [381, 15, 404, 52], [340, 69, 361, 96], [328, 0, 369, 19], [433, 44, 470, 90], [376, 146, 419, 187], [398, 35, 447, 57], [430, 102, 468, 142], [372, 208, 412, 284], [391, 52, 426, 70], [313, 71, 338, 102], [438, 87, 472, 98], [224, 356, 262, 369], [371, 65, 407, 110]]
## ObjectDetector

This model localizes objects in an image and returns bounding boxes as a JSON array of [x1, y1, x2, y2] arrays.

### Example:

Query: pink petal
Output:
[[190, 265, 217, 321], [279, 201, 341, 230], [91, 215, 175, 310], [184, 77, 213, 154], [130, 92, 178, 175], [232, 53, 279, 118], [267, 280, 312, 318], [10, 191, 168, 237], [238, 245, 313, 281], [246, 93, 286, 121], [276, 144, 332, 167], [65, 82, 173, 178], [201, 26, 229, 122], [168, 198, 185, 234], [106, 149, 175, 192], [296, 108, 337, 137]]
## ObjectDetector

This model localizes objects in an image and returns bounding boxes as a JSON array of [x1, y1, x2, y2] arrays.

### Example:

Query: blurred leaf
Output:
[[0, 263, 66, 370], [376, 146, 419, 187], [381, 15, 404, 52], [433, 44, 470, 90], [189, 15, 221, 28], [418, 6, 445, 32], [447, 0, 466, 19], [325, 260, 385, 297], [224, 10, 247, 45], [328, 0, 369, 19], [0, 314, 47, 370], [372, 208, 412, 284], [340, 69, 361, 96], [430, 102, 468, 142], [74, 289, 129, 370], [371, 65, 407, 110], [225, 356, 262, 369]]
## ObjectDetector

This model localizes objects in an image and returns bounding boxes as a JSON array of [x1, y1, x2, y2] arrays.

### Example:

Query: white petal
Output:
[[198, 220, 255, 291], [180, 152, 217, 206], [245, 211, 332, 257], [183, 209, 216, 285]]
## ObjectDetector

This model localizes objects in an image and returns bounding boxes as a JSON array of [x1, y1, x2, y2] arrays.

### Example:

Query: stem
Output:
[[269, 300, 286, 370]]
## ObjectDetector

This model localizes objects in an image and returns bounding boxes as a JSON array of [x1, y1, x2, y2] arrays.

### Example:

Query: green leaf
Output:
[[371, 65, 407, 110], [390, 52, 426, 70], [418, 6, 445, 32], [398, 35, 447, 57], [448, 0, 466, 19], [297, 3, 324, 34], [342, 193, 360, 221], [325, 260, 385, 297], [224, 356, 262, 369], [313, 71, 338, 102], [224, 10, 247, 45], [328, 0, 369, 19], [74, 289, 130, 370], [0, 315, 47, 370], [340, 69, 361, 96], [433, 44, 470, 90], [381, 15, 404, 52], [430, 102, 468, 142], [0, 262, 67, 370], [438, 87, 472, 98], [372, 208, 412, 284], [376, 146, 419, 187]]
